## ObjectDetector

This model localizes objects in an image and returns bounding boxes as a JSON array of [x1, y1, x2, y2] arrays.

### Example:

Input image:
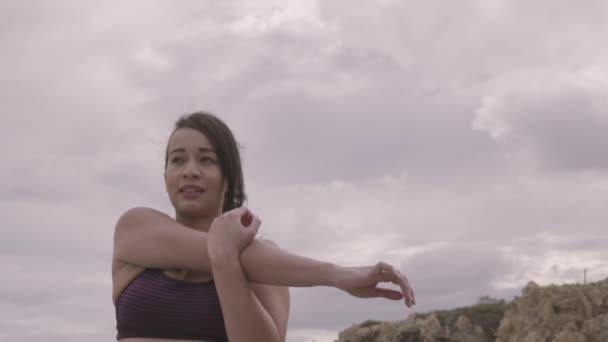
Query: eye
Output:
[[171, 157, 185, 164], [201, 156, 216, 164]]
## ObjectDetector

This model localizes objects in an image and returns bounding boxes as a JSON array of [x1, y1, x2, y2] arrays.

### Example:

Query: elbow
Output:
[[262, 329, 283, 342], [268, 324, 283, 342], [277, 330, 286, 342]]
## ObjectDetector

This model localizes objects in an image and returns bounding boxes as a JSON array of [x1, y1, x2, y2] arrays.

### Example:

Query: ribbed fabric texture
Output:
[[116, 268, 228, 342]]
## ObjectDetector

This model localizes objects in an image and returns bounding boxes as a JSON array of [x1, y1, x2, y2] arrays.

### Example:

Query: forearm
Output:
[[238, 240, 337, 287], [212, 255, 281, 342]]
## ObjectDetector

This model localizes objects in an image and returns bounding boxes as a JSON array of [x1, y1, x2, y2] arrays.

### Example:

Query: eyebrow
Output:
[[169, 147, 216, 155]]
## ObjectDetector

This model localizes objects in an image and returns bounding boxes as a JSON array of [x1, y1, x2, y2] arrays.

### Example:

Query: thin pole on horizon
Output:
[[584, 268, 587, 285]]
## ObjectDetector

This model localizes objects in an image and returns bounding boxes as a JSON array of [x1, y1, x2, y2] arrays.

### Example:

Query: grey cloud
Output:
[[289, 287, 411, 331], [0, 258, 113, 341], [235, 90, 505, 186], [95, 2, 509, 187], [3, 1, 608, 341], [475, 77, 608, 172], [403, 243, 511, 300], [288, 243, 513, 331], [552, 237, 608, 253], [456, 172, 608, 243]]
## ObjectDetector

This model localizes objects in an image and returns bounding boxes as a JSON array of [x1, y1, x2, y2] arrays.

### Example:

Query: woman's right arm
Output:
[[113, 207, 336, 287], [114, 206, 415, 308]]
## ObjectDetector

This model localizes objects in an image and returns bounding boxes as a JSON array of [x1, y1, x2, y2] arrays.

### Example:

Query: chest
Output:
[[116, 269, 227, 341]]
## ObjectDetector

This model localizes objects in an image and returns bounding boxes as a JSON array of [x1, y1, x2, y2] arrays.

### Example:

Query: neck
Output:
[[175, 213, 218, 233]]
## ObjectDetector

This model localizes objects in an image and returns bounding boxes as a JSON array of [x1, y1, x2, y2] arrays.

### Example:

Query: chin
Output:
[[179, 203, 204, 212]]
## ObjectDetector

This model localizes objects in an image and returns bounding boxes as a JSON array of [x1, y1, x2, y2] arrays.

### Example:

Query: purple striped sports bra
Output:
[[115, 268, 228, 341]]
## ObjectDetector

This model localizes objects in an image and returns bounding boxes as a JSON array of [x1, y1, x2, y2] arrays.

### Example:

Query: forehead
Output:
[[168, 128, 214, 151]]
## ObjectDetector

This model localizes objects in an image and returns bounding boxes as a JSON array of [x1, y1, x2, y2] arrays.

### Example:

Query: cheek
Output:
[[165, 172, 178, 192], [212, 172, 226, 191]]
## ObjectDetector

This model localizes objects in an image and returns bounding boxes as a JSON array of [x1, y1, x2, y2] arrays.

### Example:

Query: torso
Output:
[[113, 259, 217, 342]]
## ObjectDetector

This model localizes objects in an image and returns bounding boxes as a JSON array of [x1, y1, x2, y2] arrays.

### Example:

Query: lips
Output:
[[179, 185, 204, 200], [179, 184, 205, 193]]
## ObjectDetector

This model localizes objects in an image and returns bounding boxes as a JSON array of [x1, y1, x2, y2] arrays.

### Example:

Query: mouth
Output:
[[179, 185, 206, 199], [180, 189, 205, 193], [179, 185, 205, 193], [180, 190, 204, 195]]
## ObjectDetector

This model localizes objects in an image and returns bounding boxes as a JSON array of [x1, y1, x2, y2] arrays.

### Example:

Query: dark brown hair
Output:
[[165, 111, 246, 213]]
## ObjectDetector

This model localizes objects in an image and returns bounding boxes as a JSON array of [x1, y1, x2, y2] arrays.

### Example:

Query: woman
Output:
[[112, 112, 415, 342]]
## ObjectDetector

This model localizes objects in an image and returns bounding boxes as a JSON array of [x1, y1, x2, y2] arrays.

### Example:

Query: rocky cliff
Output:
[[336, 279, 608, 342]]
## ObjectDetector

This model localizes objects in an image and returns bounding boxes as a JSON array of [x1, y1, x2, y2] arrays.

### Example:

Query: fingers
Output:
[[373, 287, 404, 300], [239, 210, 261, 244], [241, 209, 254, 227], [248, 215, 261, 237], [226, 206, 250, 219], [224, 206, 257, 228], [395, 273, 414, 307], [397, 270, 415, 306], [376, 262, 396, 282], [217, 205, 261, 239], [375, 262, 415, 308]]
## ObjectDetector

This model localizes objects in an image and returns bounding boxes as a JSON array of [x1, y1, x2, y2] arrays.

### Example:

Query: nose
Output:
[[182, 159, 201, 179]]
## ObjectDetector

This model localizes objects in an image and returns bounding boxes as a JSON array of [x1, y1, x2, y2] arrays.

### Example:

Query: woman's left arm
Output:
[[211, 241, 290, 342]]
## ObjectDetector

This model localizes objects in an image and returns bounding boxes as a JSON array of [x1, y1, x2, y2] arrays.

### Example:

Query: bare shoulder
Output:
[[115, 206, 170, 228]]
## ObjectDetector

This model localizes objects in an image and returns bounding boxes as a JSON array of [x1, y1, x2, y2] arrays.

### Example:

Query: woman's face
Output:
[[165, 128, 226, 218]]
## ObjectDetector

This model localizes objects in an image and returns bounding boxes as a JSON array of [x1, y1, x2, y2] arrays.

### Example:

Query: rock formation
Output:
[[336, 279, 608, 342], [337, 303, 504, 342], [496, 280, 608, 342]]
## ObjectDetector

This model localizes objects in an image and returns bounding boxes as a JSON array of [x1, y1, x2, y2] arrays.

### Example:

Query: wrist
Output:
[[210, 251, 240, 270], [325, 262, 342, 288], [208, 244, 239, 263]]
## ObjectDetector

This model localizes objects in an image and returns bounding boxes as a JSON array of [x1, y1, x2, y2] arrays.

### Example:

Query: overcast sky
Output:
[[2, 1, 608, 341]]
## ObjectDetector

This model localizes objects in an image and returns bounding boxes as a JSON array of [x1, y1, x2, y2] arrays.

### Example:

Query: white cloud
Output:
[[230, 0, 325, 37]]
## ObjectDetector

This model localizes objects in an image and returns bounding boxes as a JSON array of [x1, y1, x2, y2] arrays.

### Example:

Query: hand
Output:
[[207, 206, 261, 261], [335, 262, 415, 308]]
